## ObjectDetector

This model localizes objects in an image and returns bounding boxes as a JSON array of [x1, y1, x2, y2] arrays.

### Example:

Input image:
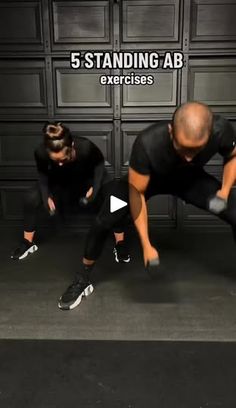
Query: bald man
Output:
[[129, 102, 236, 266]]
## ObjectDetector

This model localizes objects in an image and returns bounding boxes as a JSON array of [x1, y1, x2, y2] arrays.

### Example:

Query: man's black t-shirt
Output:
[[129, 115, 236, 181], [34, 137, 107, 204]]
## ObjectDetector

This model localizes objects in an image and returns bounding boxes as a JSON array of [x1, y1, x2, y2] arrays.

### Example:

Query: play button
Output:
[[110, 195, 127, 213], [99, 178, 142, 221]]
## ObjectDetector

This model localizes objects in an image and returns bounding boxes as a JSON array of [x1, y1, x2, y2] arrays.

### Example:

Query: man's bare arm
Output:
[[129, 167, 159, 265], [218, 147, 236, 200]]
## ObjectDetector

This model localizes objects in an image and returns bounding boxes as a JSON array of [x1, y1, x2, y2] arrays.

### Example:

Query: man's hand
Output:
[[209, 151, 236, 214], [219, 149, 236, 202], [143, 245, 159, 267], [86, 186, 93, 199], [208, 190, 228, 214], [48, 197, 56, 214], [216, 188, 229, 201], [129, 167, 158, 268]]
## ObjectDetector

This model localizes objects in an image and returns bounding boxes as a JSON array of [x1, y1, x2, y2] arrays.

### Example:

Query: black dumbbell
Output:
[[208, 195, 227, 214], [79, 197, 89, 207], [49, 208, 56, 216], [146, 257, 160, 278]]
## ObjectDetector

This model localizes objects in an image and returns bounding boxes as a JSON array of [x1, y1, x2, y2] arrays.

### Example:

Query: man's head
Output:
[[168, 102, 213, 161], [43, 122, 74, 166]]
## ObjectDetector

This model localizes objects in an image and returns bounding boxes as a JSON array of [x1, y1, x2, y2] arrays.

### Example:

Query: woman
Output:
[[11, 122, 130, 310]]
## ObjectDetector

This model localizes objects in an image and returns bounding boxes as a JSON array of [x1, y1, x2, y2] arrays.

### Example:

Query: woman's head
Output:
[[42, 122, 74, 165]]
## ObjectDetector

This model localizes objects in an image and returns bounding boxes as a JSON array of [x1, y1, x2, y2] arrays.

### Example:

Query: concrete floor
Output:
[[1, 226, 236, 341]]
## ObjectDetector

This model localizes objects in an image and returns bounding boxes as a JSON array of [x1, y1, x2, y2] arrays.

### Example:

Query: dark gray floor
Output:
[[1, 226, 236, 341], [1, 339, 236, 408]]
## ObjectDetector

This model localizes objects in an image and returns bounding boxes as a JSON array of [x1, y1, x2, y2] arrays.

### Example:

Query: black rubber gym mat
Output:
[[2, 229, 236, 341], [0, 339, 235, 408]]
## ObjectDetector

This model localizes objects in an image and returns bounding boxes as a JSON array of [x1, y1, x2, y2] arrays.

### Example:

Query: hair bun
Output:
[[46, 124, 63, 140], [43, 122, 73, 152]]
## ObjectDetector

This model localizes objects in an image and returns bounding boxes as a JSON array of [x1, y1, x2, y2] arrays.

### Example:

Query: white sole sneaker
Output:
[[58, 284, 94, 310], [113, 248, 131, 263], [11, 244, 38, 260]]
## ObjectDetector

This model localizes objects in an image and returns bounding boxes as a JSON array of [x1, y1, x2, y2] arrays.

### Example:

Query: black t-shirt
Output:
[[129, 115, 236, 180], [34, 137, 107, 203]]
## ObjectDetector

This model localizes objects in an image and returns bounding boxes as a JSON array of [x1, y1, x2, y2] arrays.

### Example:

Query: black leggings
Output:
[[23, 180, 129, 261]]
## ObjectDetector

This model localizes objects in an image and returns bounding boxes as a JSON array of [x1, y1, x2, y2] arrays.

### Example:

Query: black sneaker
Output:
[[11, 239, 38, 260], [58, 278, 94, 310], [113, 240, 131, 263]]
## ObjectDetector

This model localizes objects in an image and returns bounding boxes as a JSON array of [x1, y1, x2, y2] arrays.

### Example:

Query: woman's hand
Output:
[[48, 197, 56, 214], [86, 187, 93, 199]]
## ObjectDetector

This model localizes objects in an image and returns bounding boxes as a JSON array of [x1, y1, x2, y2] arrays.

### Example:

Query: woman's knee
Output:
[[83, 220, 109, 260]]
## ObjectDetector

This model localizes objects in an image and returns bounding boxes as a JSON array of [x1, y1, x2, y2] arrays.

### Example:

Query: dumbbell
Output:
[[146, 257, 160, 278], [208, 195, 227, 215], [79, 196, 89, 207], [49, 208, 56, 216]]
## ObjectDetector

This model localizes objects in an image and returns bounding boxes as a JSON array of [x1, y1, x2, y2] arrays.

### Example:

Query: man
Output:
[[129, 102, 236, 266], [11, 122, 130, 310]]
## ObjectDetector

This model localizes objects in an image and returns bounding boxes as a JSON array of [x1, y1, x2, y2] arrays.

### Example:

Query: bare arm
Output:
[[129, 167, 159, 265], [217, 147, 236, 200]]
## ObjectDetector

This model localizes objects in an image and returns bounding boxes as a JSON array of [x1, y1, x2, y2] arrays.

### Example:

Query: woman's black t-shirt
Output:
[[34, 136, 107, 204]]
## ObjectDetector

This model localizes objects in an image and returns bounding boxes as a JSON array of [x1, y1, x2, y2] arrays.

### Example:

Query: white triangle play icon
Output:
[[110, 195, 127, 213]]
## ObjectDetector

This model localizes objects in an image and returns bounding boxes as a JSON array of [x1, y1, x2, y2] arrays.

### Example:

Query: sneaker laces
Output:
[[66, 275, 89, 294]]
